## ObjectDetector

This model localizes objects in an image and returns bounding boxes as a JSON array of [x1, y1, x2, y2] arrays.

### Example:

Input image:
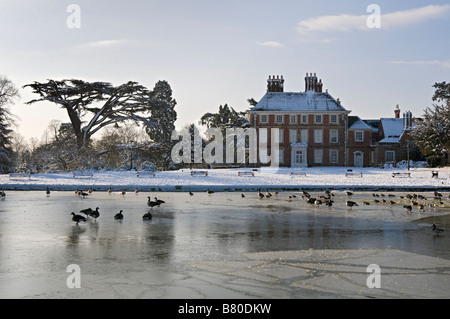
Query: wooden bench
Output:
[[9, 173, 31, 180], [238, 171, 254, 177], [345, 170, 363, 177], [73, 171, 93, 178], [137, 171, 156, 177], [392, 172, 411, 178], [191, 170, 208, 177], [290, 172, 307, 177]]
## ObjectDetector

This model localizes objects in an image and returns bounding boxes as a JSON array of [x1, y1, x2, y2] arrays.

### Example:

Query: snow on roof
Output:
[[379, 118, 403, 143], [349, 117, 372, 130], [251, 91, 347, 112]]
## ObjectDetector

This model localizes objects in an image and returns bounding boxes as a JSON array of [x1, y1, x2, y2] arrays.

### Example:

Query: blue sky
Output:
[[1, 0, 449, 140]]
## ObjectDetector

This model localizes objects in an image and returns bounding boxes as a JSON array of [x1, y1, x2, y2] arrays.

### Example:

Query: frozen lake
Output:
[[0, 189, 449, 299]]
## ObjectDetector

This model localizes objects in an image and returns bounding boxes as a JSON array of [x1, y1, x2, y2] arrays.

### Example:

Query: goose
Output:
[[241, 194, 245, 198], [71, 212, 87, 225], [403, 205, 412, 212], [434, 191, 442, 198], [189, 191, 194, 196], [346, 200, 358, 208], [80, 207, 94, 216], [143, 212, 152, 221], [389, 200, 396, 205], [346, 191, 353, 197], [258, 189, 264, 199], [363, 201, 370, 205], [114, 210, 124, 220], [88, 207, 100, 221], [374, 199, 380, 203], [314, 199, 322, 205], [418, 204, 424, 211], [121, 189, 126, 196], [77, 190, 89, 198], [108, 188, 112, 194], [207, 189, 215, 195], [135, 188, 139, 194], [432, 224, 444, 237], [88, 188, 93, 194], [147, 197, 159, 208], [265, 189, 272, 198], [0, 190, 6, 198], [154, 197, 165, 205], [46, 187, 51, 196], [325, 200, 333, 207], [274, 191, 279, 195], [307, 197, 316, 204]]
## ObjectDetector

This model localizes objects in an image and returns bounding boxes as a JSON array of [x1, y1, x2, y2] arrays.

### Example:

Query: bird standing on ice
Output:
[[71, 212, 87, 225], [432, 224, 444, 237]]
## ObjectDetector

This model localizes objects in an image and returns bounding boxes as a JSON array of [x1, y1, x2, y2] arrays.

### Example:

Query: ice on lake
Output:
[[0, 189, 449, 299]]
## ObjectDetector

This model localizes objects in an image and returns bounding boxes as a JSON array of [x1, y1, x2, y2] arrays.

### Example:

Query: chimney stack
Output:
[[403, 111, 412, 130], [394, 105, 400, 118], [305, 72, 322, 93], [267, 75, 284, 92]]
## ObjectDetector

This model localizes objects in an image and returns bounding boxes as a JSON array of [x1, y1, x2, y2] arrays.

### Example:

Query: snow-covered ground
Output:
[[1, 165, 449, 191]]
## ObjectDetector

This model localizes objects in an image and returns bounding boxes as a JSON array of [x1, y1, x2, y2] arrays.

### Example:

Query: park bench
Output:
[[190, 170, 208, 177], [9, 173, 31, 180], [290, 171, 307, 177], [392, 172, 411, 178], [73, 171, 93, 178], [238, 171, 254, 177], [137, 171, 156, 177], [345, 170, 363, 178]]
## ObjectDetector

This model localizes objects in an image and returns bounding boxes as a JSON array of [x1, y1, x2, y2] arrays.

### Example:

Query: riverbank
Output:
[[1, 166, 449, 192]]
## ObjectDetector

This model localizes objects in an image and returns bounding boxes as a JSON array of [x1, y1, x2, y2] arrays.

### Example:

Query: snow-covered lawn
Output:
[[1, 165, 449, 191]]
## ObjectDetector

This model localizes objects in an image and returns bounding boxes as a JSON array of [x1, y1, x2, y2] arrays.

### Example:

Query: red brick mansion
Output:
[[247, 73, 415, 168]]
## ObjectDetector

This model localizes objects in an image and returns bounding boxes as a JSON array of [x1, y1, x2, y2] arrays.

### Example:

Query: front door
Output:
[[354, 151, 364, 167], [292, 148, 307, 167]]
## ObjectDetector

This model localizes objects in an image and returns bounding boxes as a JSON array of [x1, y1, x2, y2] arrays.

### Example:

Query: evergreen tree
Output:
[[411, 82, 450, 166], [145, 80, 177, 170], [0, 76, 19, 173]]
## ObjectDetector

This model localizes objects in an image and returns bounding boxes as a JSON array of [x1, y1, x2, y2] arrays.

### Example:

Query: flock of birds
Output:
[[1, 186, 447, 236]]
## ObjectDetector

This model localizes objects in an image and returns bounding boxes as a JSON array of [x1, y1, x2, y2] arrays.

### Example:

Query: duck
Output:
[[432, 224, 444, 237], [114, 210, 124, 220], [346, 200, 358, 208], [88, 207, 100, 221], [143, 212, 152, 221], [71, 212, 87, 225]]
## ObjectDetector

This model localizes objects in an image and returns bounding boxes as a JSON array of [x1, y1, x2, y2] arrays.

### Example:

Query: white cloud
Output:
[[297, 4, 450, 35], [256, 41, 284, 48], [390, 60, 450, 69], [77, 39, 137, 49]]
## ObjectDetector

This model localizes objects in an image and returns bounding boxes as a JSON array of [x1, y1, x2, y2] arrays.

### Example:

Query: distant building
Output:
[[247, 73, 418, 168]]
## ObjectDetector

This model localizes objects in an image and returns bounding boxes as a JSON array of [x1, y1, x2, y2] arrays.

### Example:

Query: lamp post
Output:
[[129, 140, 135, 171]]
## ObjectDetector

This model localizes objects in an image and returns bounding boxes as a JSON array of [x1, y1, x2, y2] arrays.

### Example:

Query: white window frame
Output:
[[314, 149, 323, 164], [275, 114, 284, 124], [289, 129, 297, 144], [301, 114, 308, 124], [278, 129, 284, 144], [330, 129, 338, 144], [260, 114, 268, 124], [330, 114, 338, 124], [315, 114, 322, 124], [301, 129, 308, 144], [330, 149, 339, 164], [290, 115, 297, 124], [385, 151, 395, 162], [355, 131, 364, 142], [314, 129, 323, 144]]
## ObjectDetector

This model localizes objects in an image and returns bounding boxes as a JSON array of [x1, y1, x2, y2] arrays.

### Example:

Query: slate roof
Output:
[[251, 91, 348, 112]]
